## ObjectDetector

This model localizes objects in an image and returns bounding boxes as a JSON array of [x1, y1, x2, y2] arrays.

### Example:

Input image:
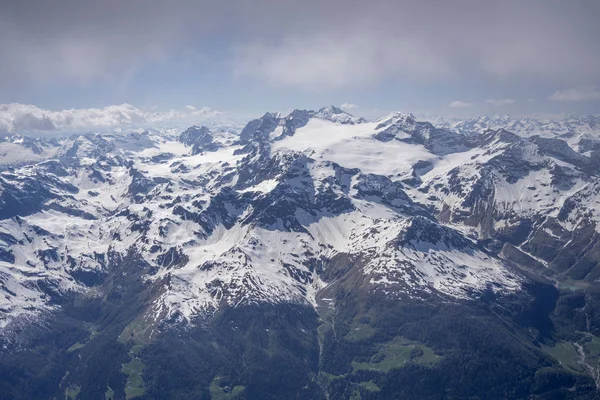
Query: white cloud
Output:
[[185, 105, 196, 111], [340, 103, 357, 110], [448, 101, 473, 108], [0, 103, 223, 133], [485, 99, 515, 106], [233, 33, 451, 89], [550, 86, 600, 102], [1, 0, 599, 109], [229, 2, 600, 92]]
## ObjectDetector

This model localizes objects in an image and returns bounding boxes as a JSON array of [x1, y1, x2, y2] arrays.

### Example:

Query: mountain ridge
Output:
[[1, 108, 600, 399]]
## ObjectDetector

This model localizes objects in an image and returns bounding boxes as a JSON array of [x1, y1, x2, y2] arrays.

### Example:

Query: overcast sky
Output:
[[0, 0, 599, 132]]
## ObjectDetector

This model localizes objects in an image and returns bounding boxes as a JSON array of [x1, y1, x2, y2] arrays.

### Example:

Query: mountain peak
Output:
[[376, 112, 417, 128], [318, 105, 344, 114], [179, 125, 220, 154], [3, 108, 600, 399], [313, 105, 365, 125], [262, 111, 282, 119]]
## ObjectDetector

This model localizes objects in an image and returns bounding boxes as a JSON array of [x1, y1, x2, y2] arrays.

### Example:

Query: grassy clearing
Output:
[[352, 336, 441, 372], [543, 342, 586, 373], [318, 336, 440, 395], [118, 317, 155, 347], [67, 342, 85, 353], [88, 325, 99, 337], [65, 384, 81, 400], [582, 335, 600, 358], [319, 370, 381, 396], [209, 376, 245, 400], [122, 357, 146, 399], [66, 325, 99, 353], [118, 316, 157, 399], [345, 324, 377, 342], [359, 381, 380, 392], [542, 334, 600, 380], [344, 308, 379, 343], [105, 386, 115, 400]]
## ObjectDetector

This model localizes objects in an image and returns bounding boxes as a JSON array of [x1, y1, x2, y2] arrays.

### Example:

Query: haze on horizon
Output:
[[0, 0, 599, 133]]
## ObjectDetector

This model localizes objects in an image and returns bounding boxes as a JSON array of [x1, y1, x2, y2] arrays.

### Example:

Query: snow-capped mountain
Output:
[[1, 108, 599, 331], [0, 108, 519, 330], [3, 107, 600, 399], [0, 134, 62, 168], [435, 114, 600, 155]]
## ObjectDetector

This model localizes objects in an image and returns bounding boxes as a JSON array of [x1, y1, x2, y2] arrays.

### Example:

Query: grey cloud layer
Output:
[[0, 103, 223, 133], [1, 0, 599, 97], [551, 86, 600, 102]]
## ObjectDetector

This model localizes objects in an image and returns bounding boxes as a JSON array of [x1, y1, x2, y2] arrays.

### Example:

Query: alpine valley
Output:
[[1, 107, 600, 400]]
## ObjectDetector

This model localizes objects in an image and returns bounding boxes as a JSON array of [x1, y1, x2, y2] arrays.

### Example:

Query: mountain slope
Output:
[[1, 110, 600, 399]]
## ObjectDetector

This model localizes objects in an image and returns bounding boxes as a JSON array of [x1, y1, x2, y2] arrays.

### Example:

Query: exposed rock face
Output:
[[2, 110, 600, 329], [179, 125, 221, 155], [1, 110, 600, 399]]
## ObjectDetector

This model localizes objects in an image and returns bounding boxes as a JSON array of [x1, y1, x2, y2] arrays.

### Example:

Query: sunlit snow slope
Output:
[[1, 107, 599, 330]]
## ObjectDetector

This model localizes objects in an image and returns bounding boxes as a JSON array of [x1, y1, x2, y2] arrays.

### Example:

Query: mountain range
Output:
[[1, 107, 600, 400]]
